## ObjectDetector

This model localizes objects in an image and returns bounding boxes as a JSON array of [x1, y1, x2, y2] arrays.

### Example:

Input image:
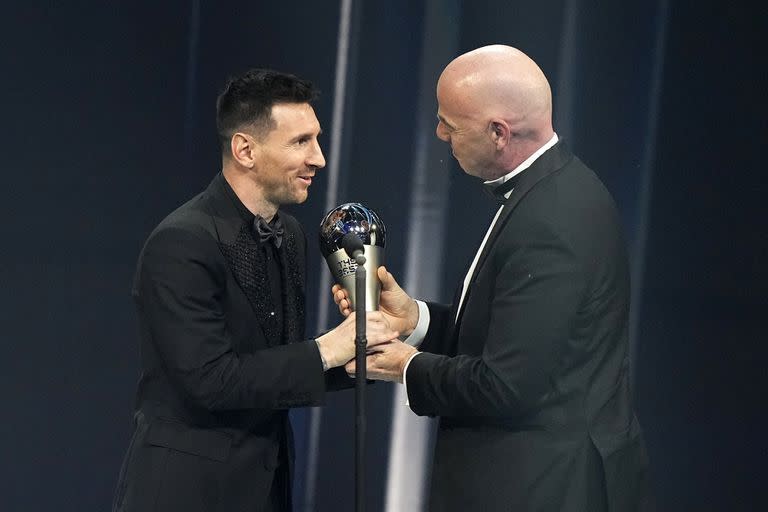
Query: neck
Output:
[[495, 129, 554, 176], [222, 165, 278, 221]]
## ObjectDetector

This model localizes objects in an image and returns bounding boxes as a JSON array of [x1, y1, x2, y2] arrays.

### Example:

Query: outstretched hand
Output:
[[345, 340, 418, 383], [331, 266, 419, 336], [316, 311, 399, 369]]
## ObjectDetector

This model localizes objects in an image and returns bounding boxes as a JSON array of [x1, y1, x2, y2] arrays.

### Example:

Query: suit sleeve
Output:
[[418, 302, 453, 354], [324, 366, 356, 391], [137, 226, 326, 411], [406, 216, 586, 418], [288, 218, 357, 392]]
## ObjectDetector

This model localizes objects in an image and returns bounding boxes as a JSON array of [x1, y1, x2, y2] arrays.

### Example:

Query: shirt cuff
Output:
[[402, 300, 429, 347], [315, 339, 329, 371], [402, 351, 423, 407]]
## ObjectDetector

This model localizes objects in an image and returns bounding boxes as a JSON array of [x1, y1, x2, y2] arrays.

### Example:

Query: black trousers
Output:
[[265, 432, 290, 512]]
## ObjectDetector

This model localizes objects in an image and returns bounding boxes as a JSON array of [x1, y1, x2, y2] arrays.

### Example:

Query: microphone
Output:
[[319, 203, 386, 311], [341, 232, 365, 263]]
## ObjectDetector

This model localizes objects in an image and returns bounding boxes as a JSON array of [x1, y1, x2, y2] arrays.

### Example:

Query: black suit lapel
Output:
[[216, 226, 284, 346], [279, 232, 305, 345], [204, 173, 284, 346], [455, 142, 574, 325], [440, 279, 465, 355]]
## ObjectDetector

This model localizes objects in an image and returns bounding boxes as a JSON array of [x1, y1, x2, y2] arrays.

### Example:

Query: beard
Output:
[[264, 178, 309, 206]]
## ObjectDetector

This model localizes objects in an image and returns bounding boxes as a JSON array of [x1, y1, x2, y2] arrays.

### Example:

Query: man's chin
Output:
[[460, 164, 492, 180], [271, 191, 308, 207], [291, 191, 309, 204], [453, 158, 475, 176], [458, 162, 477, 177]]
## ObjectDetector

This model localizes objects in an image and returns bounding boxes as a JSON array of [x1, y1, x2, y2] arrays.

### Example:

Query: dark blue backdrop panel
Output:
[[637, 1, 766, 509], [2, 3, 190, 509], [1, 0, 765, 511]]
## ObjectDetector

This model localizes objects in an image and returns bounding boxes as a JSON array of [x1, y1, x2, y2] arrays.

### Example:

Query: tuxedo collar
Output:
[[207, 173, 284, 246], [220, 172, 256, 225], [205, 172, 249, 244], [501, 140, 573, 208], [453, 141, 575, 328], [484, 133, 560, 201], [481, 140, 573, 268]]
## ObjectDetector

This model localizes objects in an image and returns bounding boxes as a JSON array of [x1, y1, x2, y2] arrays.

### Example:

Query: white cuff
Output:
[[402, 300, 429, 347], [402, 351, 423, 407], [315, 339, 329, 371]]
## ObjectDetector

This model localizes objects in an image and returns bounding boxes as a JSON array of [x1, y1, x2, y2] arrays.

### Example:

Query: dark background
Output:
[[1, 1, 765, 510]]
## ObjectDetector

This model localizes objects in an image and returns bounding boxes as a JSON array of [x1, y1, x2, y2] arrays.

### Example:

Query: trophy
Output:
[[319, 203, 386, 311]]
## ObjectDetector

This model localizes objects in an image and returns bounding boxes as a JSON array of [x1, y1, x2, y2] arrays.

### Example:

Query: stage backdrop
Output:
[[0, 1, 764, 511]]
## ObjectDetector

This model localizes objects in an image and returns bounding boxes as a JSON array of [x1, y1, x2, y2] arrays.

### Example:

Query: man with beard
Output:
[[113, 69, 398, 512]]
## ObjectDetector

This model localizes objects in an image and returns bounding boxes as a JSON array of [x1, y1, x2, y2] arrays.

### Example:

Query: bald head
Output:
[[436, 45, 554, 178]]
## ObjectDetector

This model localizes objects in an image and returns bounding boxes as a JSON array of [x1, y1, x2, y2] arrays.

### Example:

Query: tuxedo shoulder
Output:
[[143, 196, 217, 252], [519, 161, 617, 218], [504, 161, 625, 255]]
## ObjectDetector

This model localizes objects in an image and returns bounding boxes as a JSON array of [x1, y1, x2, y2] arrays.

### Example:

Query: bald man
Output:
[[337, 46, 652, 511]]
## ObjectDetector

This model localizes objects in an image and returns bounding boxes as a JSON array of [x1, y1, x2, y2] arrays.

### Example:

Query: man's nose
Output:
[[308, 140, 326, 169]]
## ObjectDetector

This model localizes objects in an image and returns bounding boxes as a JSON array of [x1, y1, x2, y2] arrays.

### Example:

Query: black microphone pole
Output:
[[342, 233, 367, 512], [354, 253, 366, 512]]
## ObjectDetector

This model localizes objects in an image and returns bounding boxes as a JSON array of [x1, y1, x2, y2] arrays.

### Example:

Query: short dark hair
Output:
[[216, 68, 319, 153]]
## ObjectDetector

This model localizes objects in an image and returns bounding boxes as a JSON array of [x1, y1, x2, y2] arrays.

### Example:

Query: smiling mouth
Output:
[[298, 176, 313, 185]]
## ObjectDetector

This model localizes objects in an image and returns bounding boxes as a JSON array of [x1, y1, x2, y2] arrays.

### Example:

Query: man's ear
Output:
[[230, 132, 257, 168], [489, 120, 510, 150]]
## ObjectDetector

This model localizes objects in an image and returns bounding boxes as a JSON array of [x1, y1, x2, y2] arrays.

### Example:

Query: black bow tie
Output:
[[253, 214, 284, 248], [482, 174, 520, 204]]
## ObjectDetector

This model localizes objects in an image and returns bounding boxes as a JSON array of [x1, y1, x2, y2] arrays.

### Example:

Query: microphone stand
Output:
[[353, 253, 367, 512]]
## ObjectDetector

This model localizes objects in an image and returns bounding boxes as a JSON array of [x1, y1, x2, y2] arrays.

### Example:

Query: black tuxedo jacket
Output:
[[113, 173, 349, 512], [407, 143, 653, 511]]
